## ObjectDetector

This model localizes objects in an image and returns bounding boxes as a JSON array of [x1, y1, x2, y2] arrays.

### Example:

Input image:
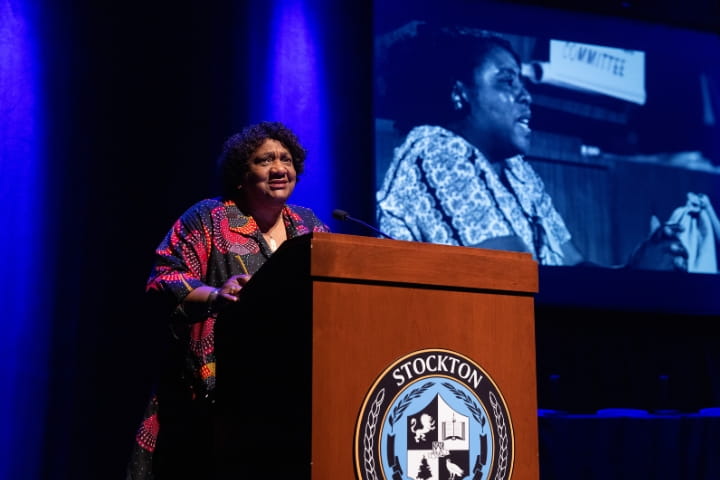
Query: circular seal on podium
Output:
[[354, 349, 513, 480]]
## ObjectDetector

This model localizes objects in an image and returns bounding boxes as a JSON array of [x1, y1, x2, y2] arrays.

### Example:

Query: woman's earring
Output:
[[451, 91, 467, 112]]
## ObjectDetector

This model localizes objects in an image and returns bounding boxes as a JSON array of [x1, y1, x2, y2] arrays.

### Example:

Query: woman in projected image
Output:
[[375, 22, 691, 269], [125, 121, 330, 479]]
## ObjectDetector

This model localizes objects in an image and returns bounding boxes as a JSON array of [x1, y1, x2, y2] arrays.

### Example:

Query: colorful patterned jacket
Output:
[[126, 198, 329, 479]]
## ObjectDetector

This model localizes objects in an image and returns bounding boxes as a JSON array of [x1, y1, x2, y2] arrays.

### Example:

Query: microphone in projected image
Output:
[[332, 209, 396, 240]]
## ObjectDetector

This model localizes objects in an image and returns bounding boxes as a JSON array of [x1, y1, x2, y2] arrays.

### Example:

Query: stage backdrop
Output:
[[1, 0, 718, 478]]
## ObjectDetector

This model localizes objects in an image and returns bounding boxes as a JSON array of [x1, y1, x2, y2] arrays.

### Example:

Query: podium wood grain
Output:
[[215, 232, 539, 479], [308, 233, 539, 480]]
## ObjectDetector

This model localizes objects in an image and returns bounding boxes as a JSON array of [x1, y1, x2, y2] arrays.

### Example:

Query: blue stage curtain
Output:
[[0, 1, 51, 478]]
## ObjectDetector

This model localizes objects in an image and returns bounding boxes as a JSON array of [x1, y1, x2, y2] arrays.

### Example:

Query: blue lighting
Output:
[[0, 0, 49, 478], [248, 0, 331, 217]]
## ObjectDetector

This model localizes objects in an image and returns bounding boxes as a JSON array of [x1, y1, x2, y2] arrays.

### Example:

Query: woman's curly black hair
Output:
[[377, 22, 521, 135], [218, 121, 307, 198]]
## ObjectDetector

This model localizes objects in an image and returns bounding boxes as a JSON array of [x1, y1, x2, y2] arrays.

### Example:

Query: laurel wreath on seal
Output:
[[489, 391, 509, 480], [363, 388, 385, 480], [388, 381, 435, 429], [362, 382, 435, 480], [441, 382, 484, 424], [442, 382, 510, 480]]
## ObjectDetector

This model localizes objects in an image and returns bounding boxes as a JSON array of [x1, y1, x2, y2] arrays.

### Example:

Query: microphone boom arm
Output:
[[332, 209, 395, 240]]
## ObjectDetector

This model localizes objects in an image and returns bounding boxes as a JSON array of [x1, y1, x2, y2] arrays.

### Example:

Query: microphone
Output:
[[332, 209, 395, 240]]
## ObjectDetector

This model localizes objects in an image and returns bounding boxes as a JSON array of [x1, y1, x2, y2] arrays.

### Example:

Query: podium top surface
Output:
[[307, 232, 538, 294]]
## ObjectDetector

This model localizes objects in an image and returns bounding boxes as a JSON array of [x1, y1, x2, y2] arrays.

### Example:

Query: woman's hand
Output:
[[183, 274, 253, 317], [208, 274, 252, 315], [627, 222, 689, 272], [216, 274, 252, 304]]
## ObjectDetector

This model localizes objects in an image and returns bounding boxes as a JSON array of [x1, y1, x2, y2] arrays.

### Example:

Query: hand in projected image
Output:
[[627, 219, 689, 272]]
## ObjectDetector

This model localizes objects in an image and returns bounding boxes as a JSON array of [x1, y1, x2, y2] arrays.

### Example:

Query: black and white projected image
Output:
[[374, 1, 720, 273]]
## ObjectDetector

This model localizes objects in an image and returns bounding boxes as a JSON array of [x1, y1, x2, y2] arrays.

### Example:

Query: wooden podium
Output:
[[214, 232, 539, 479]]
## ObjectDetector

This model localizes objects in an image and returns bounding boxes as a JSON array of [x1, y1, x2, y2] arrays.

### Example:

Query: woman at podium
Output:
[[126, 121, 329, 479]]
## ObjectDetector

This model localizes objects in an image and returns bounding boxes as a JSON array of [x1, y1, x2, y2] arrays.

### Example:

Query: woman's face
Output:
[[241, 138, 297, 207], [461, 46, 532, 161]]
